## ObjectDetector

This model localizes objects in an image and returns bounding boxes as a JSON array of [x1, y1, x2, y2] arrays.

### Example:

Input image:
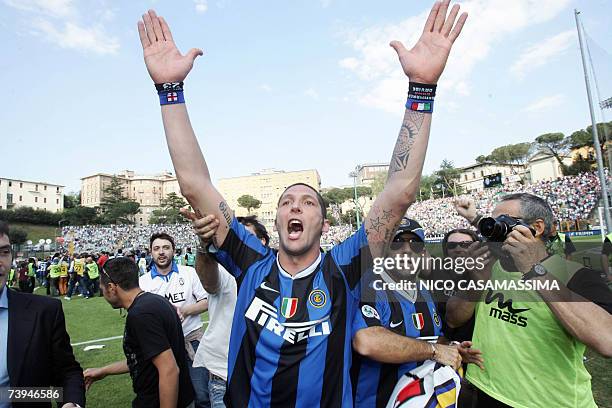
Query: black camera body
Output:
[[478, 214, 536, 242]]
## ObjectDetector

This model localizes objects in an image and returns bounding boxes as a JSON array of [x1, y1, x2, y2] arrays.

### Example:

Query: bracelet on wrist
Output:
[[156, 81, 185, 106], [470, 214, 482, 228], [406, 81, 436, 113]]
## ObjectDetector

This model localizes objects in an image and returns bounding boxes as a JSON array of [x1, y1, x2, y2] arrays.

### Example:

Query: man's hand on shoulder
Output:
[[138, 10, 203, 83]]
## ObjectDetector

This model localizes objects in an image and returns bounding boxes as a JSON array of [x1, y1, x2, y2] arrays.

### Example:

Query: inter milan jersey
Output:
[[213, 217, 370, 407], [351, 284, 443, 408]]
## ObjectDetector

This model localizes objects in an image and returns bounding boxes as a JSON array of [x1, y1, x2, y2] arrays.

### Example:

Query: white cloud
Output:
[[194, 0, 208, 13], [259, 83, 272, 92], [32, 18, 119, 55], [338, 0, 571, 114], [4, 0, 119, 55], [304, 88, 319, 99], [522, 94, 566, 112], [3, 0, 76, 18], [510, 30, 575, 79]]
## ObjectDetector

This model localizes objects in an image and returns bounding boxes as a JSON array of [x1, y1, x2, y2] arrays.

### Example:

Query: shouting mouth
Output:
[[288, 219, 304, 240]]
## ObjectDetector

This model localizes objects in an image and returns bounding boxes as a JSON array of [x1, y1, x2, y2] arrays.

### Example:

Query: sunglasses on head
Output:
[[101, 267, 118, 285], [446, 241, 474, 250], [391, 235, 425, 253]]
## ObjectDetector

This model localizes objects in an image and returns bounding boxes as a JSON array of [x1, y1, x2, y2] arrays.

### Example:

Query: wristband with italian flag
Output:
[[406, 81, 436, 113]]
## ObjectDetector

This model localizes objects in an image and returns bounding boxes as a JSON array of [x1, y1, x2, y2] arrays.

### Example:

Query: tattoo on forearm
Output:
[[388, 111, 425, 177], [219, 201, 233, 226], [366, 205, 397, 247]]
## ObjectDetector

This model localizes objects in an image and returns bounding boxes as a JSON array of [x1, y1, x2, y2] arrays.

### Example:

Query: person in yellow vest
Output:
[[65, 253, 86, 300], [84, 255, 100, 299], [59, 255, 70, 295], [27, 257, 37, 292], [452, 194, 612, 407], [48, 257, 62, 296]]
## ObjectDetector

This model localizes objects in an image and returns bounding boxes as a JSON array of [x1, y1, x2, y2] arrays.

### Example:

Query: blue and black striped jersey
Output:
[[351, 286, 443, 408], [214, 217, 370, 407]]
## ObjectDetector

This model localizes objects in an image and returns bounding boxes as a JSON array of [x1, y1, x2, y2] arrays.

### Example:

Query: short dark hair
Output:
[[101, 257, 140, 290], [237, 215, 270, 246], [278, 183, 327, 219], [442, 228, 480, 258], [0, 221, 8, 240], [149, 232, 176, 250]]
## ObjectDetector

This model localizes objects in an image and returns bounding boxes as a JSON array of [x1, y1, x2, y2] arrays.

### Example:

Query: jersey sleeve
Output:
[[329, 225, 372, 296], [216, 217, 269, 279], [352, 292, 391, 335]]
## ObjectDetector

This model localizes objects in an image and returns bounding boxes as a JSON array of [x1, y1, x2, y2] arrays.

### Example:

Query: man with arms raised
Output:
[[137, 1, 467, 405]]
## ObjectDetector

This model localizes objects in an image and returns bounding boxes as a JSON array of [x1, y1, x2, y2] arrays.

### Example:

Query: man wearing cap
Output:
[[351, 217, 484, 408]]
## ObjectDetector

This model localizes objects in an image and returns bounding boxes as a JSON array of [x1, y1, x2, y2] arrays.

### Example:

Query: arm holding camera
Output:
[[506, 226, 612, 357]]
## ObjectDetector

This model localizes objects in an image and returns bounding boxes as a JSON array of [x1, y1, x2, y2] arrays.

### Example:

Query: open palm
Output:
[[138, 10, 203, 84], [391, 0, 467, 84]]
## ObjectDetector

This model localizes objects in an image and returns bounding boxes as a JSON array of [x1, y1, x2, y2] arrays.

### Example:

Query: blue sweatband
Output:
[[155, 82, 185, 106]]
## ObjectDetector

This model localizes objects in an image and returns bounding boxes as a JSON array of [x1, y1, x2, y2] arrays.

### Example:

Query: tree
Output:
[[9, 228, 27, 246], [150, 192, 189, 224], [489, 142, 532, 166], [63, 206, 99, 225], [370, 172, 387, 197], [434, 159, 462, 195], [99, 177, 140, 224], [565, 153, 595, 176], [340, 209, 364, 227], [475, 155, 489, 164], [418, 174, 437, 200], [63, 192, 81, 209], [535, 132, 569, 175], [237, 194, 262, 214]]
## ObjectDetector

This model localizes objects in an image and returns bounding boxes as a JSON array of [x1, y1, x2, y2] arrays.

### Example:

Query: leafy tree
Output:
[[63, 192, 81, 209], [370, 172, 387, 197], [565, 153, 595, 175], [489, 142, 532, 166], [63, 206, 99, 225], [340, 209, 364, 227], [99, 177, 140, 224], [418, 174, 437, 200], [434, 159, 462, 195], [9, 228, 27, 246], [150, 192, 189, 224], [475, 155, 489, 164], [237, 194, 262, 214], [535, 132, 569, 175]]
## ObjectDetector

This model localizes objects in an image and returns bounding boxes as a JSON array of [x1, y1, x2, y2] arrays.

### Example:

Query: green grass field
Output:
[[45, 287, 611, 408], [12, 222, 57, 243]]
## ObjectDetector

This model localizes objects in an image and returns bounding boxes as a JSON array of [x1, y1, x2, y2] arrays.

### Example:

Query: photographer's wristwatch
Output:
[[521, 263, 547, 281]]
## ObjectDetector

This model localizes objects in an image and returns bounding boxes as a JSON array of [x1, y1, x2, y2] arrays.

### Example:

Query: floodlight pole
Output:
[[575, 9, 611, 233]]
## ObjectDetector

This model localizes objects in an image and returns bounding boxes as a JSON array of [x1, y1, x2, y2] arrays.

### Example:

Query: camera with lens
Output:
[[478, 214, 535, 242]]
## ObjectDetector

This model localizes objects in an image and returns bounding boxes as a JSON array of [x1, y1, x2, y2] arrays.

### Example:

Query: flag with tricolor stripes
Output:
[[281, 297, 298, 319]]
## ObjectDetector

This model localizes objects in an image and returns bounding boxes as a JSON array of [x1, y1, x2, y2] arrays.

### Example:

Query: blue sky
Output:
[[2, 0, 611, 194]]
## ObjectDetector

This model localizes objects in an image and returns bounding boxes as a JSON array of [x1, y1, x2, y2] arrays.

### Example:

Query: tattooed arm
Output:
[[138, 10, 232, 247], [364, 0, 467, 256]]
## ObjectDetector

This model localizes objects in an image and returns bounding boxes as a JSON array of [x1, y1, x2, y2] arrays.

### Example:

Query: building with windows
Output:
[[81, 170, 181, 225], [217, 168, 321, 229], [0, 178, 64, 212], [355, 163, 389, 186]]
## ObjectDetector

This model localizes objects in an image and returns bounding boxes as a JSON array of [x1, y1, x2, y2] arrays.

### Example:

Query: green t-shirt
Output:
[[466, 255, 596, 408], [49, 264, 61, 279], [86, 263, 99, 279], [185, 253, 196, 267], [173, 255, 183, 266]]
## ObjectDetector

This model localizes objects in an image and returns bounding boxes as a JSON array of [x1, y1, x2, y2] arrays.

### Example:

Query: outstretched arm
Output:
[[138, 10, 233, 247], [365, 0, 467, 256]]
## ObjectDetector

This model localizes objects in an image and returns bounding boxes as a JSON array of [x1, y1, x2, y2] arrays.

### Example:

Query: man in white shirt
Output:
[[139, 232, 209, 408], [185, 212, 269, 407]]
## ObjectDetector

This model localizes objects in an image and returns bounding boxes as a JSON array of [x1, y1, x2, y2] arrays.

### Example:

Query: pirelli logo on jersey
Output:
[[245, 297, 331, 345]]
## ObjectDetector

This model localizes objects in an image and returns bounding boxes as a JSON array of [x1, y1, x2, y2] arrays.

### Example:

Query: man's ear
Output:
[[532, 219, 546, 238], [322, 219, 330, 234]]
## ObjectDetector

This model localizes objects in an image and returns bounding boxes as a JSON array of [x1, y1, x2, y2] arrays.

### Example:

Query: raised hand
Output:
[[180, 208, 220, 245], [454, 197, 477, 223], [390, 0, 467, 84], [138, 10, 203, 83]]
